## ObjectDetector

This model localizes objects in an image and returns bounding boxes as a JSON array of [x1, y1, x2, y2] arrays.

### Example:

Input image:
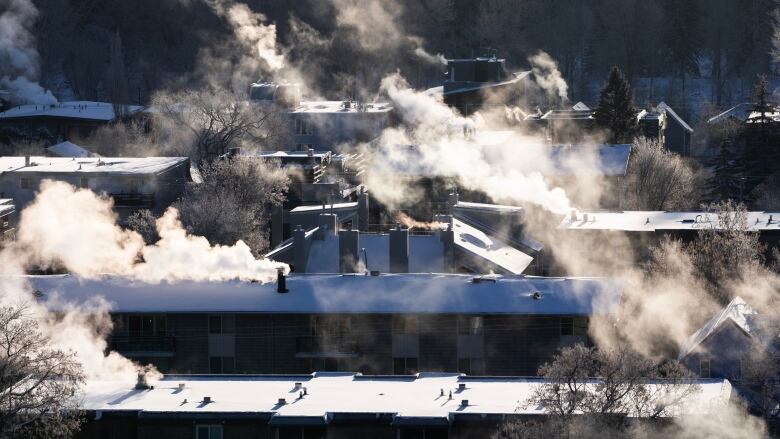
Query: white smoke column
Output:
[[17, 180, 288, 283], [413, 47, 447, 66], [332, 0, 403, 51], [366, 73, 573, 214], [0, 0, 56, 104], [529, 51, 568, 103]]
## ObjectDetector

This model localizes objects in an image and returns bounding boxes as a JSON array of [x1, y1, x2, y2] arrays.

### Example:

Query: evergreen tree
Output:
[[707, 142, 744, 201], [593, 66, 638, 144], [738, 74, 780, 200]]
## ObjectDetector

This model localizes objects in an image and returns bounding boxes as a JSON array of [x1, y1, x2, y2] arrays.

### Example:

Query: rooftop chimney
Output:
[[277, 268, 288, 293], [293, 225, 307, 273], [357, 188, 369, 231], [389, 224, 409, 273], [24, 155, 30, 167], [135, 373, 150, 390], [339, 226, 360, 273], [316, 213, 338, 239]]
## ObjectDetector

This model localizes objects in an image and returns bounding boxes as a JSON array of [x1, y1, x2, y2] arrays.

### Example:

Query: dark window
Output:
[[209, 356, 235, 374], [279, 427, 326, 439], [561, 317, 573, 335], [457, 316, 483, 335], [561, 316, 588, 336], [128, 315, 166, 336], [195, 425, 223, 439], [700, 359, 711, 378], [393, 315, 418, 334], [295, 119, 313, 135], [209, 315, 235, 334], [310, 357, 340, 372], [310, 315, 350, 337], [80, 177, 89, 188], [20, 177, 31, 189], [394, 357, 418, 375]]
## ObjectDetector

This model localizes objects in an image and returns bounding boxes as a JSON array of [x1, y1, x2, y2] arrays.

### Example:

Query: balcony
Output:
[[295, 336, 359, 358], [108, 335, 175, 357]]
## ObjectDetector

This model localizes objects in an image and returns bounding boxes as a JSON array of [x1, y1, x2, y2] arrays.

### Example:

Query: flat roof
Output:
[[291, 101, 392, 114], [0, 101, 143, 121], [559, 211, 780, 232], [548, 144, 632, 177], [0, 156, 189, 176], [289, 202, 358, 214], [46, 141, 95, 158], [453, 201, 523, 215], [251, 150, 331, 159], [452, 218, 533, 274], [80, 373, 730, 418], [28, 273, 624, 315]]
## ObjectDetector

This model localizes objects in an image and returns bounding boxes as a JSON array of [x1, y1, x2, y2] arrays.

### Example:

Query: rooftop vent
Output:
[[461, 399, 469, 406], [178, 383, 185, 391], [135, 373, 150, 390], [277, 268, 288, 293], [531, 291, 542, 300], [294, 382, 302, 389], [458, 383, 466, 391], [203, 396, 212, 403], [278, 398, 287, 405]]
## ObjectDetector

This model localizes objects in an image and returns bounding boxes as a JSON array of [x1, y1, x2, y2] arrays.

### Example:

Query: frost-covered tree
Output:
[[172, 157, 288, 255], [0, 305, 84, 439]]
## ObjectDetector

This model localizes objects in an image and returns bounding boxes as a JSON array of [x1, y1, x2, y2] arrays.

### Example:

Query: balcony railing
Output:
[[295, 336, 358, 357], [108, 335, 175, 357]]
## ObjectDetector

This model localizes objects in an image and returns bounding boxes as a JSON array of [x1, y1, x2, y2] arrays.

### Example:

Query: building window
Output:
[[458, 358, 485, 375], [209, 356, 235, 374], [209, 315, 235, 334], [196, 425, 223, 439], [700, 359, 711, 378], [309, 357, 343, 372], [560, 316, 588, 336], [20, 177, 31, 189], [295, 119, 313, 135], [457, 316, 483, 335], [127, 315, 166, 336], [310, 315, 351, 337], [79, 177, 89, 189], [393, 315, 418, 334], [393, 357, 418, 375], [295, 143, 314, 151]]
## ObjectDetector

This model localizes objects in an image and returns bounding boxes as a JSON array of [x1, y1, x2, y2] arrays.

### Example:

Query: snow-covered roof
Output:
[[251, 150, 332, 159], [452, 218, 533, 274], [291, 101, 392, 114], [541, 109, 594, 120], [548, 144, 632, 177], [707, 103, 752, 124], [0, 101, 143, 121], [80, 373, 731, 419], [443, 71, 531, 95], [290, 202, 358, 214], [678, 297, 758, 361], [46, 141, 95, 158], [0, 198, 13, 216], [571, 102, 591, 111], [28, 273, 624, 315], [559, 211, 780, 232], [658, 102, 693, 132], [0, 156, 189, 176], [453, 201, 523, 216]]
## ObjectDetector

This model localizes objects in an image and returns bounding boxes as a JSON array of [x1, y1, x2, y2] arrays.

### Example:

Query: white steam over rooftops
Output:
[[29, 273, 624, 315]]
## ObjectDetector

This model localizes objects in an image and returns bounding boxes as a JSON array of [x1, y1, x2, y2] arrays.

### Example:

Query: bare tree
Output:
[[126, 209, 159, 244], [0, 304, 84, 438], [172, 157, 288, 256], [624, 137, 704, 210], [151, 89, 290, 163]]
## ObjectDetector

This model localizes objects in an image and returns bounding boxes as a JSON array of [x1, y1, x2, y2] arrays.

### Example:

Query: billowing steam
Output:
[[364, 73, 573, 214], [332, 0, 403, 51], [17, 180, 288, 283], [0, 0, 56, 104], [394, 212, 445, 230], [528, 51, 568, 103]]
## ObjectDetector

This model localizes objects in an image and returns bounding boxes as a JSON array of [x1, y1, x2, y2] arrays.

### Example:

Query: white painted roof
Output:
[[0, 156, 188, 176], [80, 373, 730, 418], [252, 150, 331, 159], [46, 141, 95, 158], [453, 201, 523, 215], [28, 273, 623, 315], [559, 211, 780, 232], [0, 198, 13, 216], [291, 101, 392, 114], [452, 218, 533, 274], [0, 101, 143, 121], [678, 297, 757, 360], [707, 103, 752, 124]]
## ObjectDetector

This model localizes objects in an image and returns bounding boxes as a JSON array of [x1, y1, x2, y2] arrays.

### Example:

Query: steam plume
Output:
[[529, 51, 568, 103], [0, 0, 56, 104]]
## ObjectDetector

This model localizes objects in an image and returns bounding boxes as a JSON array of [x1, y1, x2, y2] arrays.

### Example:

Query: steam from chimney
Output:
[[395, 212, 445, 231], [0, 0, 57, 104], [528, 51, 568, 103], [16, 180, 289, 283]]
